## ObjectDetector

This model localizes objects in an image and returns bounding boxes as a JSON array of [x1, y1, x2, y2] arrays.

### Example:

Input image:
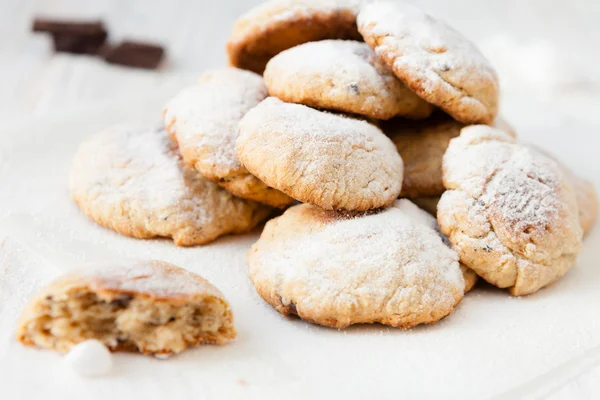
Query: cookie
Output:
[[248, 200, 465, 328], [227, 0, 362, 74], [69, 124, 272, 246], [163, 68, 293, 208], [264, 40, 433, 120], [17, 260, 235, 355], [437, 125, 583, 296], [357, 2, 499, 124], [237, 97, 404, 210], [384, 115, 516, 198]]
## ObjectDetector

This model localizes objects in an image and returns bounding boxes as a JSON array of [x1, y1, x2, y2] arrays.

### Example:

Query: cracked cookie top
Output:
[[236, 97, 404, 211], [357, 1, 499, 124], [248, 200, 465, 328], [69, 124, 272, 246], [163, 68, 293, 208], [264, 40, 433, 120], [437, 125, 583, 295]]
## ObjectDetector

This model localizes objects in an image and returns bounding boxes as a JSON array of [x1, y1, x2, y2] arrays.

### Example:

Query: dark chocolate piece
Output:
[[52, 32, 107, 55], [32, 18, 107, 54], [100, 41, 165, 69]]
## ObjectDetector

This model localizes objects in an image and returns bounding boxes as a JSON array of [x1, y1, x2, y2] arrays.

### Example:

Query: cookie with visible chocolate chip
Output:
[[16, 260, 236, 356], [248, 200, 465, 328], [227, 0, 362, 74], [357, 2, 499, 124], [264, 40, 433, 119]]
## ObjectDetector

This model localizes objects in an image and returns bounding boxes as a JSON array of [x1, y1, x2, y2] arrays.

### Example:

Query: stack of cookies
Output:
[[17, 0, 599, 357]]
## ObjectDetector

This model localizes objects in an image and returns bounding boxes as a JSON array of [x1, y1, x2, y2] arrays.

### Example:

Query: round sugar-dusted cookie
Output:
[[384, 114, 515, 198], [237, 97, 404, 211], [164, 68, 293, 208], [357, 2, 499, 124], [17, 260, 235, 355], [264, 40, 433, 120], [227, 0, 363, 74], [69, 124, 272, 246], [437, 125, 583, 296], [248, 200, 465, 328]]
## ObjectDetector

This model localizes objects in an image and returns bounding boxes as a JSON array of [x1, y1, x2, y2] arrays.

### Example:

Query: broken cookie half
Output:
[[16, 260, 235, 356]]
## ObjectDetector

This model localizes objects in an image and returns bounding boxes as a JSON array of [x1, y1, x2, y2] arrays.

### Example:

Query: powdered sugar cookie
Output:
[[384, 114, 515, 198], [237, 97, 404, 210], [358, 2, 499, 124], [164, 68, 293, 208], [70, 124, 272, 246], [264, 40, 433, 120], [227, 0, 362, 74], [248, 200, 465, 328], [17, 260, 235, 355], [437, 125, 583, 296]]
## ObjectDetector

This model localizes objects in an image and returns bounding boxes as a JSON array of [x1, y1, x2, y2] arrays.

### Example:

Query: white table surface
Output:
[[1, 0, 599, 398]]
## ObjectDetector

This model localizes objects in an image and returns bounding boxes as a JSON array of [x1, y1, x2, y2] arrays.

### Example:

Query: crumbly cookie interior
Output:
[[19, 288, 233, 355]]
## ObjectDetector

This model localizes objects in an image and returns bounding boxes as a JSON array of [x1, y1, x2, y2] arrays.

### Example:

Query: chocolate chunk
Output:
[[439, 63, 451, 72], [100, 41, 165, 70], [287, 302, 298, 315], [32, 18, 107, 36], [32, 18, 108, 54], [110, 294, 133, 308], [349, 83, 360, 94], [52, 32, 107, 55]]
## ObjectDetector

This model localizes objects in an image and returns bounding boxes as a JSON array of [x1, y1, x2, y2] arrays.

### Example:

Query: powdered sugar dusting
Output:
[[163, 68, 268, 178], [249, 200, 464, 327], [69, 124, 270, 245], [357, 1, 499, 123], [237, 97, 403, 210], [264, 40, 431, 119], [76, 260, 224, 299], [439, 125, 583, 295]]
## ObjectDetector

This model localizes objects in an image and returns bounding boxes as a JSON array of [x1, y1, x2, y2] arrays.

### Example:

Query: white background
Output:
[[0, 0, 599, 399]]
